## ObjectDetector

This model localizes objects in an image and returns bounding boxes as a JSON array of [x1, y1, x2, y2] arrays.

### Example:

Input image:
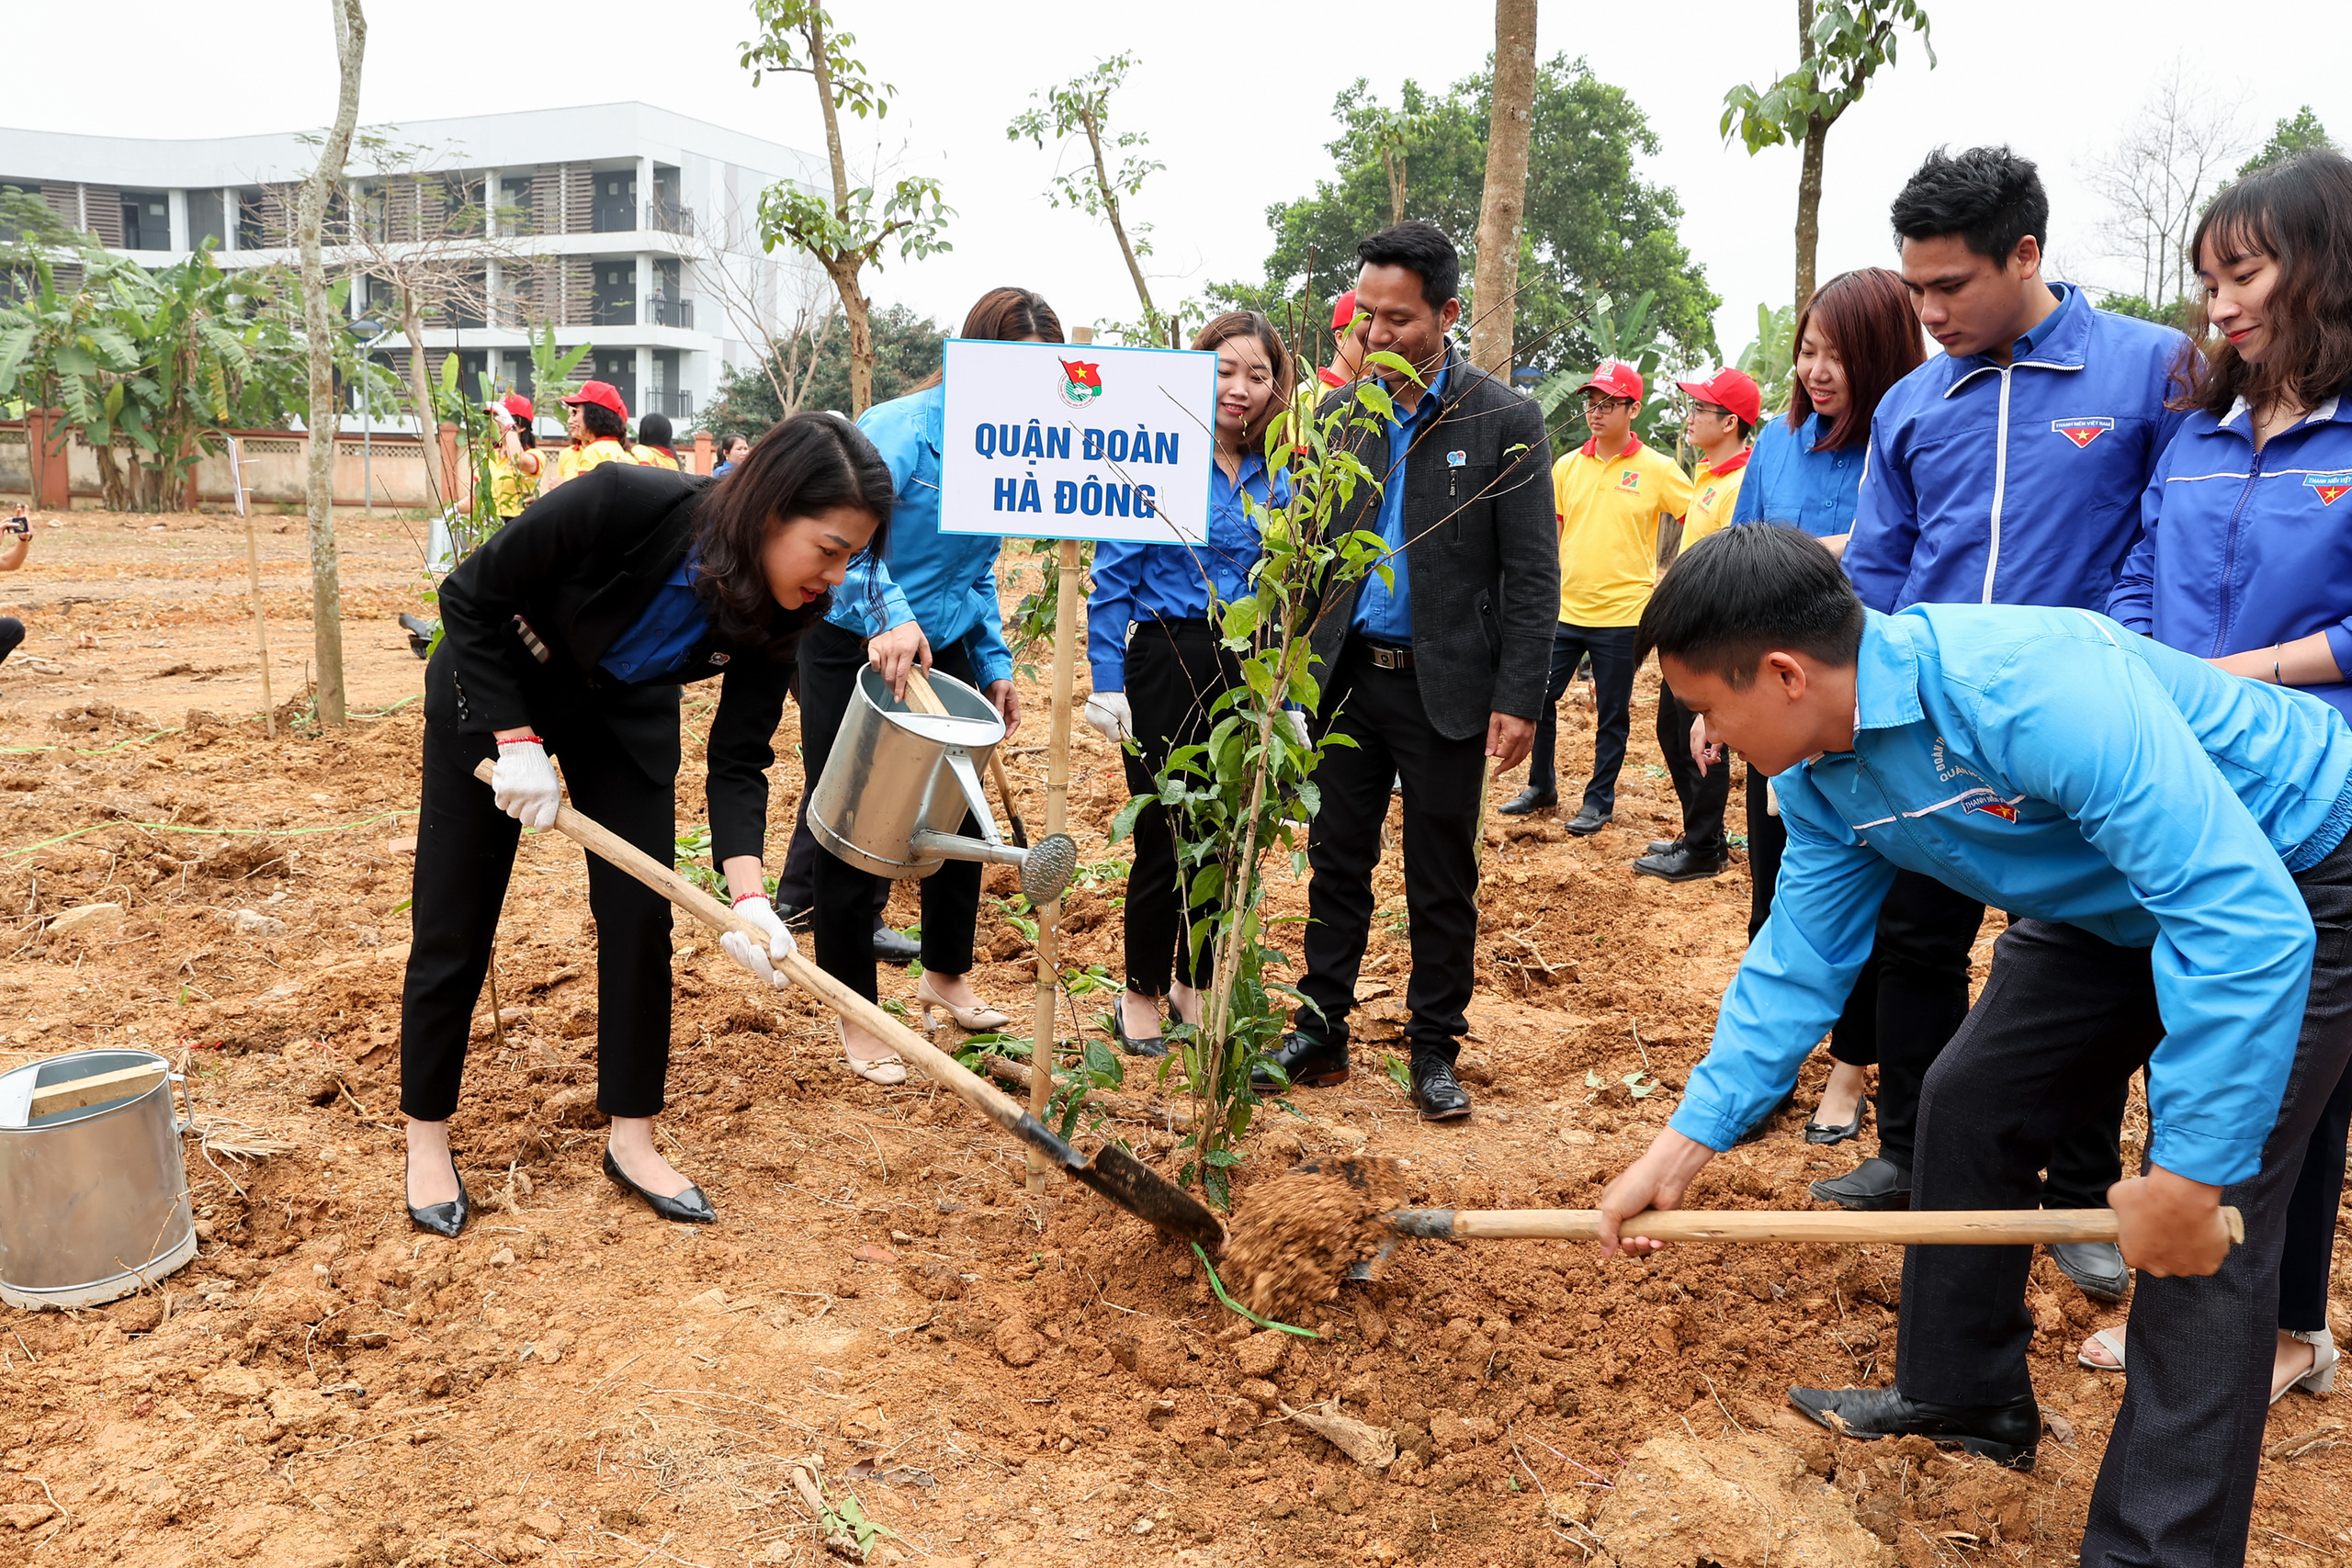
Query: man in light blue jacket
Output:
[[1600, 526, 2352, 1566], [1814, 150, 2193, 1305]]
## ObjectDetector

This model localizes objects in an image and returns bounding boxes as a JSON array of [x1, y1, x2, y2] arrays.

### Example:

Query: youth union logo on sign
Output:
[[1057, 357, 1105, 409]]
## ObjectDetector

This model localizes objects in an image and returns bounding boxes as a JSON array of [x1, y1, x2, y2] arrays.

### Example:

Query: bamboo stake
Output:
[[1386, 1205, 2246, 1247], [1026, 536, 1083, 1191], [229, 436, 275, 739]]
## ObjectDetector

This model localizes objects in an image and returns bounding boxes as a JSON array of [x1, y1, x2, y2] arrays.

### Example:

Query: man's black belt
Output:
[[1358, 637, 1415, 671]]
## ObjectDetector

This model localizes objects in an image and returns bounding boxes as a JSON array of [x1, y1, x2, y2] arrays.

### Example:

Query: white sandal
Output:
[[2078, 1326, 2127, 1371], [916, 976, 1010, 1032], [837, 1021, 907, 1087], [2274, 1328, 2338, 1404]]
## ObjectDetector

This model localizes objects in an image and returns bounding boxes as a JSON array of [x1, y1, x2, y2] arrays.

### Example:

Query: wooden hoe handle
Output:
[[1385, 1206, 2247, 1247]]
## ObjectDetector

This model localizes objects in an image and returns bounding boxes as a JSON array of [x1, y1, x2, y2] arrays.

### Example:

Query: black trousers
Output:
[[1530, 623, 1638, 810], [1656, 678, 1730, 855], [797, 619, 982, 1005], [1891, 839, 2352, 1567], [1293, 637, 1486, 1065], [1746, 770, 1879, 1069], [400, 705, 677, 1121], [2279, 1058, 2352, 1330], [1120, 618, 1244, 997]]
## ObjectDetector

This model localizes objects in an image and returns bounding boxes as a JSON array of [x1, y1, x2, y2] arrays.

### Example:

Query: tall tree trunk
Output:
[[1794, 112, 1827, 312], [803, 14, 876, 415], [1383, 149, 1407, 227], [297, 0, 366, 728], [1084, 114, 1156, 324], [1471, 0, 1538, 378], [399, 294, 445, 515]]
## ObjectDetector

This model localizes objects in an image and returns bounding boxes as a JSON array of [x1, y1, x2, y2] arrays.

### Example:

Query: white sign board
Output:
[[938, 337, 1216, 544]]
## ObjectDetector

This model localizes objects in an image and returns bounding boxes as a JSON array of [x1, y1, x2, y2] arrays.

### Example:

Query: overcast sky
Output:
[[11, 1, 2346, 364]]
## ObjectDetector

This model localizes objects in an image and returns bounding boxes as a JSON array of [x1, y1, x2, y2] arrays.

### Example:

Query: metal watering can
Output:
[[808, 665, 1080, 906]]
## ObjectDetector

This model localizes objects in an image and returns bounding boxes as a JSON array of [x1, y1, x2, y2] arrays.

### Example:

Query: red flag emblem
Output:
[[1964, 796, 2020, 823], [2307, 472, 2352, 506], [2051, 417, 2114, 449]]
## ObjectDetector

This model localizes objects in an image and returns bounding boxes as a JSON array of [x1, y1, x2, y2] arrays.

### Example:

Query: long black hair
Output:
[[693, 412, 895, 657], [2177, 151, 2352, 420]]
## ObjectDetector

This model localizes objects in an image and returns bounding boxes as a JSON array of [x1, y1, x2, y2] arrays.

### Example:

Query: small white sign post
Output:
[[939, 337, 1217, 1186]]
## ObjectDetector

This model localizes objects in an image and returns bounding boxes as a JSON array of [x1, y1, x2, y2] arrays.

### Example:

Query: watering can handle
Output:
[[168, 1069, 193, 1135], [944, 750, 1004, 847]]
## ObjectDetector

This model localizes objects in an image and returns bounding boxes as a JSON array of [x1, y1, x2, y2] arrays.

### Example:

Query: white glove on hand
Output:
[[1281, 708, 1311, 749], [720, 897, 797, 991], [490, 740, 561, 829], [1083, 692, 1135, 744]]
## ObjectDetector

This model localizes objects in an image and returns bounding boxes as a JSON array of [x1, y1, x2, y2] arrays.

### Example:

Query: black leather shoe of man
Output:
[[1634, 841, 1728, 883], [1645, 837, 1682, 856], [2048, 1240, 2130, 1302], [1498, 785, 1556, 817], [871, 923, 921, 964], [1566, 803, 1611, 836], [1809, 1156, 1913, 1211], [1787, 1385, 2040, 1470], [1250, 1032, 1349, 1091], [1411, 1057, 1473, 1122]]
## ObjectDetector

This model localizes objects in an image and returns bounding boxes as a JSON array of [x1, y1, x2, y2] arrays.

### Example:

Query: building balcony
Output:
[[650, 297, 694, 330], [644, 389, 695, 421]]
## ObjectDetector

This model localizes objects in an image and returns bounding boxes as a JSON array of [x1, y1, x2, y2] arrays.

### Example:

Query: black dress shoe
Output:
[[1250, 1032, 1349, 1091], [1565, 803, 1611, 836], [1787, 1385, 2040, 1470], [405, 1153, 469, 1239], [871, 923, 921, 964], [1804, 1100, 1866, 1145], [1645, 837, 1682, 856], [2048, 1239, 2130, 1303], [1810, 1156, 1912, 1211], [1498, 784, 1556, 817], [1112, 1004, 1167, 1059], [1411, 1057, 1473, 1122], [1634, 841, 1728, 882], [603, 1147, 717, 1224]]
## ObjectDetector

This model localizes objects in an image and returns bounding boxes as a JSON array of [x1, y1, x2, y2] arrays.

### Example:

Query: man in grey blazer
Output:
[[1251, 221, 1559, 1120]]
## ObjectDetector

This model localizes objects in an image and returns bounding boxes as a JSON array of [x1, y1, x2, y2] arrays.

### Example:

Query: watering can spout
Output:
[[909, 829, 1081, 907]]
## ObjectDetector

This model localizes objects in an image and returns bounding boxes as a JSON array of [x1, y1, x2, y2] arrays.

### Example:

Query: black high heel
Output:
[[603, 1147, 716, 1224], [406, 1152, 469, 1239], [1112, 998, 1167, 1058]]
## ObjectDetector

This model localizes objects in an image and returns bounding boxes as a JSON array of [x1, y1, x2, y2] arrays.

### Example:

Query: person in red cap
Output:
[[1503, 359, 1691, 830], [1317, 289, 1370, 389], [1633, 367, 1761, 882], [483, 392, 544, 522], [547, 380, 643, 490]]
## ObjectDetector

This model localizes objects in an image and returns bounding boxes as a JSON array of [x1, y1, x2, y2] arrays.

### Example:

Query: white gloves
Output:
[[721, 897, 797, 990], [1084, 692, 1135, 744], [490, 740, 561, 829], [1281, 708, 1311, 749]]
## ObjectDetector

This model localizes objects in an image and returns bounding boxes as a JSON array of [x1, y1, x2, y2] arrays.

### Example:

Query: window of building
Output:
[[187, 189, 226, 252], [235, 188, 267, 250], [121, 190, 171, 251], [594, 261, 636, 326], [593, 173, 638, 234]]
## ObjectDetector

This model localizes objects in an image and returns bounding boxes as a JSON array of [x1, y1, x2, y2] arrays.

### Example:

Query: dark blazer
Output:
[[428, 463, 804, 862], [1306, 346, 1559, 740]]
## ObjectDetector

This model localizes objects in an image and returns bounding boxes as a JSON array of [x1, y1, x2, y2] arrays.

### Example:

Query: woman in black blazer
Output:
[[398, 412, 895, 1237]]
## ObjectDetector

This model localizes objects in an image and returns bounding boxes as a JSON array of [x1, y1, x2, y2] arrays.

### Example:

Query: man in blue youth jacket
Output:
[[1600, 525, 2352, 1564], [1813, 149, 2192, 1307]]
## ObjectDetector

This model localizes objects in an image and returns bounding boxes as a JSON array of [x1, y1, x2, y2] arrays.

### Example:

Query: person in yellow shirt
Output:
[[633, 412, 684, 471], [546, 381, 644, 489], [1634, 367, 1762, 882], [482, 393, 544, 522], [1502, 359, 1691, 831]]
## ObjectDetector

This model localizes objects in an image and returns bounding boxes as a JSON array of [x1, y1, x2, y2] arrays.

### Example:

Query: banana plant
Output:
[[1532, 288, 1676, 452]]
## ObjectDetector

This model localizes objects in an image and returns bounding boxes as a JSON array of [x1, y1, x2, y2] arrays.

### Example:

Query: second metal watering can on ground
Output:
[[808, 665, 1080, 907]]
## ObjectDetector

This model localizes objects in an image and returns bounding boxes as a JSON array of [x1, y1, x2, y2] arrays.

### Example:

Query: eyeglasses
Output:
[[1583, 394, 1634, 412]]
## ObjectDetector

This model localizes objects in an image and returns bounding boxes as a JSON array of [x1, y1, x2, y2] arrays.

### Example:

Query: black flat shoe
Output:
[[1804, 1100, 1866, 1145], [1112, 1004, 1167, 1059], [1410, 1057, 1473, 1122], [1633, 842, 1728, 882], [871, 923, 921, 964], [406, 1153, 469, 1239], [1810, 1155, 1912, 1211], [603, 1147, 716, 1225], [1250, 1031, 1350, 1091], [1498, 785, 1556, 817], [2048, 1238, 2130, 1303], [1566, 803, 1611, 836], [1787, 1385, 2039, 1470]]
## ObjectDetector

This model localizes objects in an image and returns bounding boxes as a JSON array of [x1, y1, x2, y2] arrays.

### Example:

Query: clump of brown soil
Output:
[[1220, 1154, 1408, 1320]]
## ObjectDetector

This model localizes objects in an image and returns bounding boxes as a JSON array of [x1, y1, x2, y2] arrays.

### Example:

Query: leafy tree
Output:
[[1008, 53, 1163, 335], [2240, 106, 2335, 177], [1209, 57, 1717, 379], [1723, 0, 1935, 311], [701, 302, 944, 440], [741, 0, 953, 416], [1532, 290, 1674, 452], [2094, 292, 2198, 332]]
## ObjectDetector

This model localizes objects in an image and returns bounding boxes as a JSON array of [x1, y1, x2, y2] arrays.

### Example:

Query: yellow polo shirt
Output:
[[554, 439, 642, 483], [1681, 448, 1752, 548], [1552, 436, 1693, 626]]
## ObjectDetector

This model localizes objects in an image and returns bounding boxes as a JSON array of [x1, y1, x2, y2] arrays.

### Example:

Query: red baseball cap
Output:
[[494, 392, 534, 422], [562, 380, 628, 420], [1674, 367, 1762, 427], [1579, 358, 1644, 404], [1331, 289, 1361, 332]]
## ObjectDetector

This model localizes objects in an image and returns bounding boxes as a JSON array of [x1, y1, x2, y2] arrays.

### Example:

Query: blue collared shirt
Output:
[[830, 383, 1014, 689], [599, 558, 713, 683], [1087, 446, 1278, 693], [1352, 361, 1452, 643], [1671, 604, 2352, 1187], [1728, 412, 1864, 537]]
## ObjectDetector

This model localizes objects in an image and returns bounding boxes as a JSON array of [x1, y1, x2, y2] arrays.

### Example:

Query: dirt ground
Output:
[[0, 508, 2345, 1568]]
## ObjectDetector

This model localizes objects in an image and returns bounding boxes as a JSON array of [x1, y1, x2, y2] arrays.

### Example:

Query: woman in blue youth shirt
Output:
[[1718, 266, 1923, 1141], [1084, 311, 1294, 1054], [2098, 151, 2352, 1401], [804, 288, 1057, 1084]]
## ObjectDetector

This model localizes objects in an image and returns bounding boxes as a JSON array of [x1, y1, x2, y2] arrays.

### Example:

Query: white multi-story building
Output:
[[0, 102, 821, 432]]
